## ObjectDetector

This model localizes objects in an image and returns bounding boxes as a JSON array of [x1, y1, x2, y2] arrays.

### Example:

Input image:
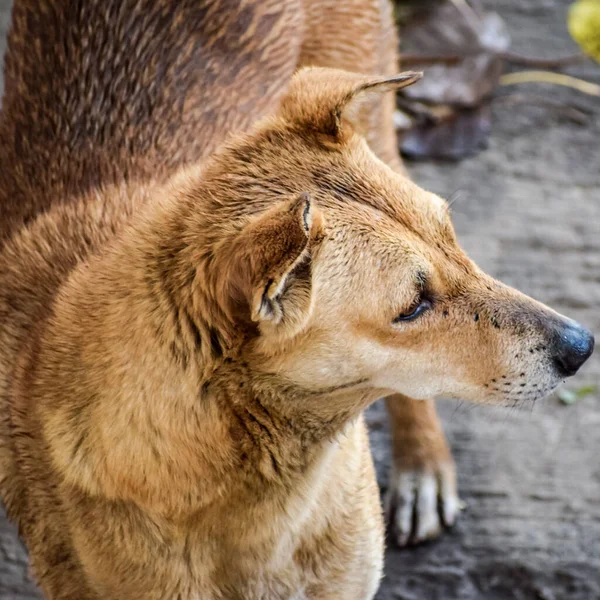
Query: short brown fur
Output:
[[0, 1, 592, 598]]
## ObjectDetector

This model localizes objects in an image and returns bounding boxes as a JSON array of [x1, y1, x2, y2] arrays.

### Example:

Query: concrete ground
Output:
[[1, 1, 599, 598]]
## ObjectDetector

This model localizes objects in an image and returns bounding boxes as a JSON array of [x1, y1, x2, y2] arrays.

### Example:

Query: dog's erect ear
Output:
[[279, 67, 422, 140], [223, 193, 323, 338]]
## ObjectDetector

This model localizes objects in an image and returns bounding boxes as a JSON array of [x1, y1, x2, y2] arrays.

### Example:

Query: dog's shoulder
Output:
[[0, 181, 151, 516]]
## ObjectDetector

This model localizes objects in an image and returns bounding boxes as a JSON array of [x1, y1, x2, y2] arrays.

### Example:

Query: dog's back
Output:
[[0, 0, 305, 244]]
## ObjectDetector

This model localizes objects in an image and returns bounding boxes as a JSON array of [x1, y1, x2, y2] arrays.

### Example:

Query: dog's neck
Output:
[[40, 179, 377, 522], [207, 363, 379, 488]]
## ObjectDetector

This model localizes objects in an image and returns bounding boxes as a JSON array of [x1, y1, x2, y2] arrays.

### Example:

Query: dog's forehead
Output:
[[314, 186, 464, 293], [320, 204, 435, 275], [323, 184, 452, 248]]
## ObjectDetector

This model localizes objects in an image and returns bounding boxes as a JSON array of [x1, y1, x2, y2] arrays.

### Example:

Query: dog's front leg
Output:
[[384, 395, 461, 546]]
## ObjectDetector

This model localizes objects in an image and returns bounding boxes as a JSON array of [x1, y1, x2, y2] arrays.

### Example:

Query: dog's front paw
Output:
[[384, 461, 461, 547]]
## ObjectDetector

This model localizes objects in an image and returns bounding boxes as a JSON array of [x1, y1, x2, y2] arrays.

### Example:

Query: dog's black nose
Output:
[[551, 321, 595, 378]]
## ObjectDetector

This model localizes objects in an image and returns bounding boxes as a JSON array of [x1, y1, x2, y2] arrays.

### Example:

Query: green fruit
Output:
[[569, 0, 600, 62]]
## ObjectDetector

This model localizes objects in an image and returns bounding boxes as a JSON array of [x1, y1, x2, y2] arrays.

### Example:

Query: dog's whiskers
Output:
[[447, 190, 465, 210]]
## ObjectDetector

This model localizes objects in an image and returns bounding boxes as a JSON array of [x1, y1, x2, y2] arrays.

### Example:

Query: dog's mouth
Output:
[[482, 316, 594, 405], [481, 368, 563, 406]]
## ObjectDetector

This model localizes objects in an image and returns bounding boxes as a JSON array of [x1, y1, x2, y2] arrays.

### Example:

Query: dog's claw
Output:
[[386, 471, 417, 546], [440, 474, 462, 528], [385, 463, 460, 547]]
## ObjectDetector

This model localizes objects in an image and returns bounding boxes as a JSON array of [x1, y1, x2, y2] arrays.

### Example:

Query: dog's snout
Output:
[[550, 320, 595, 378]]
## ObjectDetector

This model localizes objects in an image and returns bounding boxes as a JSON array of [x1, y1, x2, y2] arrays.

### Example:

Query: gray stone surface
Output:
[[1, 0, 599, 598]]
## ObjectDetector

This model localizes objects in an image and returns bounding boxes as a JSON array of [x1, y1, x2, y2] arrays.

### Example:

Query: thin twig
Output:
[[399, 53, 463, 66], [500, 71, 600, 96], [449, 0, 482, 35], [493, 93, 590, 124], [395, 99, 456, 126], [399, 51, 585, 70], [499, 51, 585, 69], [395, 98, 443, 125]]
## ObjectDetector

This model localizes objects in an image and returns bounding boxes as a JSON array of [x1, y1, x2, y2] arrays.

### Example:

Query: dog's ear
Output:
[[279, 67, 422, 141], [222, 192, 323, 339]]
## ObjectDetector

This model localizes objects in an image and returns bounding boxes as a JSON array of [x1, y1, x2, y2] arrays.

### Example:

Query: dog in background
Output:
[[0, 1, 593, 598]]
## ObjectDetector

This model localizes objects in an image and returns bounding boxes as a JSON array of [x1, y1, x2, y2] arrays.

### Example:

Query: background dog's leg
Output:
[[299, 0, 403, 172], [384, 395, 460, 546]]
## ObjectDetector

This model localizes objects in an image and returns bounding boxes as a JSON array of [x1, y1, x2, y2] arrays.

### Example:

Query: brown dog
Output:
[[0, 1, 594, 599]]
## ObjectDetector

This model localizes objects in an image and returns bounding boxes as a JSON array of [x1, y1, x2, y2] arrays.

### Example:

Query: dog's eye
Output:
[[393, 298, 432, 323]]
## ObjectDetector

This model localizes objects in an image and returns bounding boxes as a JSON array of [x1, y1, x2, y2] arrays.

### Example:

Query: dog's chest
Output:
[[172, 430, 383, 599], [80, 421, 383, 599], [167, 533, 380, 600]]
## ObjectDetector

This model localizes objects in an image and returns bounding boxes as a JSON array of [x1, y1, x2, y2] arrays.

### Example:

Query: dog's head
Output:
[[196, 67, 593, 409]]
